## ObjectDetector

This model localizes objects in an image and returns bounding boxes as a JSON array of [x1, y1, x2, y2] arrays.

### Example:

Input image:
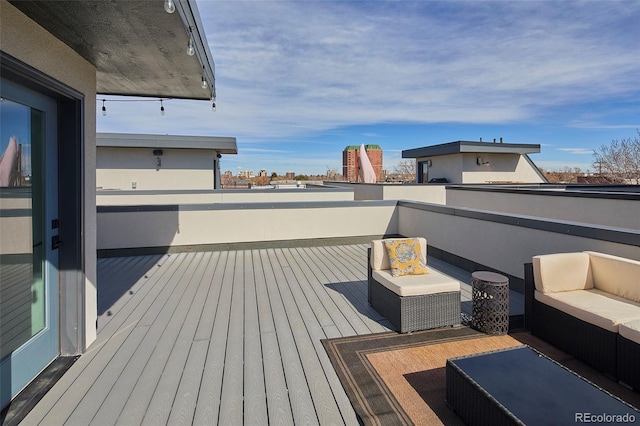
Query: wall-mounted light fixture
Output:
[[154, 149, 163, 169], [101, 100, 107, 116], [477, 157, 490, 166], [425, 160, 432, 167]]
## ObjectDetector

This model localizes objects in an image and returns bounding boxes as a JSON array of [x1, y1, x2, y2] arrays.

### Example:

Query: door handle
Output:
[[51, 235, 61, 250]]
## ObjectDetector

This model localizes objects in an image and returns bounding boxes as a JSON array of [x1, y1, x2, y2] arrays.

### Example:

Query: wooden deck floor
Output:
[[23, 244, 523, 425]]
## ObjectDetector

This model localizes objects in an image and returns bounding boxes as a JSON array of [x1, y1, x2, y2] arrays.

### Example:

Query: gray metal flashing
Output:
[[97, 186, 353, 196], [97, 133, 237, 153], [97, 200, 398, 213], [0, 208, 32, 218], [445, 185, 640, 200], [97, 234, 393, 258], [402, 141, 540, 158], [398, 200, 640, 246]]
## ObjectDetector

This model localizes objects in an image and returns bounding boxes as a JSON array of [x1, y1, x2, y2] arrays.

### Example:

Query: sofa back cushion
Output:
[[533, 252, 594, 293], [371, 237, 427, 271], [586, 251, 640, 303]]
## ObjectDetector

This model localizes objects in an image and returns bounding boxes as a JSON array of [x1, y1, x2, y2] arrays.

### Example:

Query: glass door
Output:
[[0, 79, 59, 408]]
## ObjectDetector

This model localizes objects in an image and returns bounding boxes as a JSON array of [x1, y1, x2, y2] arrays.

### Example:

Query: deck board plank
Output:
[[141, 252, 212, 425], [287, 247, 358, 336], [279, 248, 360, 425], [192, 251, 236, 425], [262, 249, 318, 425], [110, 253, 205, 425], [218, 251, 247, 425], [165, 251, 221, 425], [94, 252, 215, 425], [243, 251, 269, 425], [253, 250, 295, 425], [318, 245, 385, 330], [273, 249, 345, 425], [305, 246, 383, 334]]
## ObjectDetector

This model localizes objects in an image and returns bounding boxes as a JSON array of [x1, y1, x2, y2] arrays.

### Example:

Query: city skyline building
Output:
[[342, 144, 383, 182]]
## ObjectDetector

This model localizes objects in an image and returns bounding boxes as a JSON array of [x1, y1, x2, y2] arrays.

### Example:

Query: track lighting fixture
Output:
[[164, 0, 175, 13]]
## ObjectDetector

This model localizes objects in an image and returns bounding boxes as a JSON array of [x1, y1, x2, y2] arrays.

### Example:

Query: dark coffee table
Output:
[[446, 346, 639, 425]]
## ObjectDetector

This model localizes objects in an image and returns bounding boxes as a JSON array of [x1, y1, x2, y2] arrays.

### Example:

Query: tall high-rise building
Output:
[[342, 145, 383, 182]]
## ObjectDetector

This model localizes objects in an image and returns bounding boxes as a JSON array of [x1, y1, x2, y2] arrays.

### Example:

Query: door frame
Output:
[[1, 52, 86, 400], [1, 77, 61, 405]]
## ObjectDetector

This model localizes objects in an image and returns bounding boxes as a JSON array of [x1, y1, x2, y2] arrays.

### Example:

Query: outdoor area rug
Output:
[[322, 326, 640, 426]]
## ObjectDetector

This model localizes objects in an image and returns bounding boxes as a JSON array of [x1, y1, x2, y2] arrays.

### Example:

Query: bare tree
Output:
[[325, 166, 341, 180], [592, 131, 640, 184], [393, 159, 416, 183]]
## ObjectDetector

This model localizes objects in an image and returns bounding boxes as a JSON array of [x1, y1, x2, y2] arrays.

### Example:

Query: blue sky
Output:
[[97, 0, 639, 176]]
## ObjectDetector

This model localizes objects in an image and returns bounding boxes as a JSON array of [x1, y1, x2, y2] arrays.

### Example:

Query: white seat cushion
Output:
[[535, 289, 640, 333], [586, 251, 640, 303], [372, 268, 460, 297], [619, 319, 640, 345], [532, 252, 593, 293]]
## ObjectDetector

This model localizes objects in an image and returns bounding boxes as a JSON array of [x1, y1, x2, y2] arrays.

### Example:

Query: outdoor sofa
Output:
[[368, 237, 461, 333], [525, 251, 640, 390]]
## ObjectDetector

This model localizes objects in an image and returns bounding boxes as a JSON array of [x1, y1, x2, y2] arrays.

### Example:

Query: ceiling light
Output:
[[164, 0, 175, 13], [201, 75, 208, 89]]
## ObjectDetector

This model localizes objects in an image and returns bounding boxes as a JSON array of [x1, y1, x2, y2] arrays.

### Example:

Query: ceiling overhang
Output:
[[9, 0, 215, 101], [97, 133, 237, 154]]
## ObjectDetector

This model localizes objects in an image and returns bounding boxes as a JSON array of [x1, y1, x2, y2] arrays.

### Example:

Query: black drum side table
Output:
[[471, 271, 509, 335]]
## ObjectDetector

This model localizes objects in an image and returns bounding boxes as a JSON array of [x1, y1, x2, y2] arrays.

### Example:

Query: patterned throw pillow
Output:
[[383, 238, 428, 277]]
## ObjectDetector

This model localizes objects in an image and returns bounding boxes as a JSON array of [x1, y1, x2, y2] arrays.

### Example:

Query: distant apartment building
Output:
[[258, 169, 267, 177], [342, 144, 383, 182], [286, 171, 295, 179]]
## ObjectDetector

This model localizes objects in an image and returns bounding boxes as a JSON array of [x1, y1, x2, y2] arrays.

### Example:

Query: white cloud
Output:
[[556, 148, 593, 155], [190, 1, 638, 140]]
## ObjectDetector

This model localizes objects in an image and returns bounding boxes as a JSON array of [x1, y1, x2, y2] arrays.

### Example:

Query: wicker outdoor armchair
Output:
[[367, 238, 461, 333]]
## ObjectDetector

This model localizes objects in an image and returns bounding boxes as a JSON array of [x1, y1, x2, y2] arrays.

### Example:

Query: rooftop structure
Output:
[[97, 133, 237, 190], [403, 140, 545, 184]]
